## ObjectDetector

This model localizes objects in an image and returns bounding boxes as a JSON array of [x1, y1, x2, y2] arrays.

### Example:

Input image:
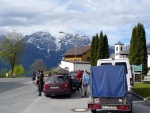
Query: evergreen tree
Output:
[[129, 27, 137, 64], [90, 36, 96, 66], [103, 35, 109, 58], [97, 31, 104, 60], [93, 33, 99, 65], [136, 23, 148, 75], [129, 23, 148, 75], [90, 31, 109, 66]]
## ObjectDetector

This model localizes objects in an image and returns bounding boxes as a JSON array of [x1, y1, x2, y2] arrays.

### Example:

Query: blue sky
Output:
[[0, 0, 150, 46]]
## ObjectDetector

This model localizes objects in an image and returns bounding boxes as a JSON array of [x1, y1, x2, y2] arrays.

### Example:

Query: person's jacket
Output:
[[39, 73, 44, 84], [75, 71, 82, 80]]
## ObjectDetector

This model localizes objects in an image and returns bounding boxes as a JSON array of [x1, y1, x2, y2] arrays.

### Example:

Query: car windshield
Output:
[[46, 77, 64, 84]]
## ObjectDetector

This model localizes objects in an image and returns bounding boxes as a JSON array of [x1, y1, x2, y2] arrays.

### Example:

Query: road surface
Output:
[[0, 78, 149, 113]]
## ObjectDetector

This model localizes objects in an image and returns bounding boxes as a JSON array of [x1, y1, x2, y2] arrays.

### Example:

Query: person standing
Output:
[[38, 70, 44, 96], [75, 70, 83, 91], [81, 70, 90, 98], [35, 70, 40, 90], [75, 70, 82, 80], [32, 71, 36, 83]]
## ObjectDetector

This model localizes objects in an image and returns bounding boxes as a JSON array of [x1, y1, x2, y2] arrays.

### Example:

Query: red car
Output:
[[43, 75, 72, 97]]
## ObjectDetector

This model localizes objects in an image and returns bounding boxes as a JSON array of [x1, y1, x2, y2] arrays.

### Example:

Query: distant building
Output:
[[59, 41, 150, 71], [59, 46, 91, 72], [61, 46, 90, 61], [115, 41, 124, 59], [114, 41, 150, 68]]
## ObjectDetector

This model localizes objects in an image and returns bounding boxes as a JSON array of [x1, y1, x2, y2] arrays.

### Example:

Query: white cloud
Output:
[[0, 0, 150, 45]]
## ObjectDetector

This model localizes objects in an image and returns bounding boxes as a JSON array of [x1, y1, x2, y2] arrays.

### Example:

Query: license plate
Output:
[[50, 86, 59, 89], [102, 106, 117, 109]]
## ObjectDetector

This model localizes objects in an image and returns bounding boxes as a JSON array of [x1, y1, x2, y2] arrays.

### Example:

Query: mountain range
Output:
[[0, 31, 149, 73], [0, 31, 91, 73]]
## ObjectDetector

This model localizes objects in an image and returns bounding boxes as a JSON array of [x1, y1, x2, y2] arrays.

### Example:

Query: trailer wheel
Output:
[[91, 109, 96, 113]]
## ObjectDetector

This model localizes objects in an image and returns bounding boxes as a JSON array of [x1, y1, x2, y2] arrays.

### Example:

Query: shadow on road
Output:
[[0, 82, 28, 93]]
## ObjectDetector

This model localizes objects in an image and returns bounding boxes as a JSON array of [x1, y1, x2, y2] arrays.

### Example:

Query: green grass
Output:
[[133, 83, 150, 101]]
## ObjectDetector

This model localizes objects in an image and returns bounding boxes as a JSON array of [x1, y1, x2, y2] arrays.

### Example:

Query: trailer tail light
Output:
[[130, 78, 133, 86], [117, 105, 124, 110], [124, 106, 130, 110], [117, 105, 130, 111], [88, 104, 101, 109]]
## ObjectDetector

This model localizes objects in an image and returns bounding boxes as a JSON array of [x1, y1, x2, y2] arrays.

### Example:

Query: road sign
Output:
[[134, 64, 142, 72]]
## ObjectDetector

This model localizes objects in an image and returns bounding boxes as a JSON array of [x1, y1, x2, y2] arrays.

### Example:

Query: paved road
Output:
[[0, 77, 37, 113], [0, 78, 150, 113]]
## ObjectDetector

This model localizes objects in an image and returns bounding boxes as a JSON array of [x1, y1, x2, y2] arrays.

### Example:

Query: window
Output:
[[116, 47, 118, 51], [56, 77, 64, 83], [115, 62, 128, 74], [121, 46, 122, 51], [101, 63, 112, 65], [46, 77, 64, 83]]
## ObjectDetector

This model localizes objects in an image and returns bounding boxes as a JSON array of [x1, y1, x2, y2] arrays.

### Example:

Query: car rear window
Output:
[[101, 63, 112, 65], [115, 62, 128, 74], [46, 77, 64, 84]]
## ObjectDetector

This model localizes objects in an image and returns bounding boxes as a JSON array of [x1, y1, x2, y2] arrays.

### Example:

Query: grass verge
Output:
[[133, 83, 150, 101]]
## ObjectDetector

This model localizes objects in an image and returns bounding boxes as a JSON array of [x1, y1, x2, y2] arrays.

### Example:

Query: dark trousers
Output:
[[38, 83, 43, 95]]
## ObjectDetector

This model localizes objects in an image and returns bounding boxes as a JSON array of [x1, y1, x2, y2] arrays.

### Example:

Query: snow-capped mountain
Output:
[[147, 42, 150, 48], [25, 31, 91, 58], [26, 31, 57, 51], [22, 31, 91, 72]]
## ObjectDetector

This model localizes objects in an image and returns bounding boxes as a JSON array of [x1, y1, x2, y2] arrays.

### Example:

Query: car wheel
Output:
[[91, 109, 96, 113], [72, 89, 76, 93], [67, 91, 72, 97], [127, 110, 132, 113], [44, 93, 49, 97]]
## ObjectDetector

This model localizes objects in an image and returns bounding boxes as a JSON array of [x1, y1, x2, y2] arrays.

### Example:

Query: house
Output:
[[59, 46, 91, 72], [61, 45, 90, 61], [114, 41, 150, 68]]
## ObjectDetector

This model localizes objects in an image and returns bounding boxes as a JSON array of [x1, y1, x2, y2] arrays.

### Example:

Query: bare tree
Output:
[[0, 31, 27, 77], [30, 59, 47, 73]]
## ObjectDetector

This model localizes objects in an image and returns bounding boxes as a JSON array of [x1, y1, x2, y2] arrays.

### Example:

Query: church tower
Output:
[[115, 41, 124, 59]]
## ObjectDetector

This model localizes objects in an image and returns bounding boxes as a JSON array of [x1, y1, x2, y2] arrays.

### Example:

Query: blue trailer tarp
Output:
[[90, 65, 127, 97]]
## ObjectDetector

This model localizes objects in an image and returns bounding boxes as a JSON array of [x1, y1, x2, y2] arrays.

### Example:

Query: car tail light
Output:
[[88, 104, 101, 109], [117, 105, 130, 111], [64, 83, 68, 89], [130, 78, 133, 86], [44, 84, 47, 90]]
